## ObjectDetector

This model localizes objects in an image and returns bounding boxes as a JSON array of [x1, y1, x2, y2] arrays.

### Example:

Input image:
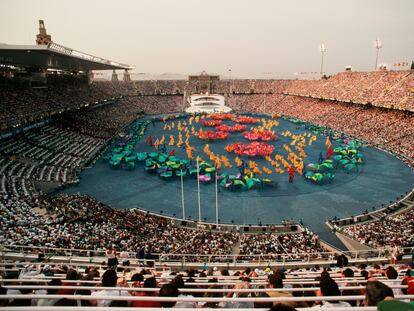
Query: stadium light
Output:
[[319, 44, 327, 79], [374, 38, 382, 70], [228, 69, 232, 95]]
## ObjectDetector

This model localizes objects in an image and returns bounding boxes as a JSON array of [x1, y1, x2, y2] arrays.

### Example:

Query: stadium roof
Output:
[[0, 42, 134, 71]]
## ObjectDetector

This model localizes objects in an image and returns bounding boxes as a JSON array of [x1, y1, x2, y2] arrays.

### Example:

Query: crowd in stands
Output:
[[1, 257, 413, 309], [340, 207, 414, 250], [1, 70, 412, 133], [135, 80, 184, 95], [285, 71, 414, 111], [1, 193, 325, 262], [1, 71, 414, 283], [56, 95, 183, 140], [0, 76, 134, 131], [133, 71, 413, 112], [239, 231, 325, 261]]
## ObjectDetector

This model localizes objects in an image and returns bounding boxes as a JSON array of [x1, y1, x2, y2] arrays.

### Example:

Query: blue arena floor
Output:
[[59, 114, 414, 249]]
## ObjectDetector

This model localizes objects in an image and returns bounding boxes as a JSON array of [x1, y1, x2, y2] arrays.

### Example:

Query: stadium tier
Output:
[[1, 72, 414, 310]]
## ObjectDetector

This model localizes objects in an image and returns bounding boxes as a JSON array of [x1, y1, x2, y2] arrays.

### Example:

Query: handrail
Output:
[[0, 307, 380, 311], [4, 244, 408, 263], [2, 284, 408, 292], [1, 294, 414, 302], [0, 278, 395, 286]]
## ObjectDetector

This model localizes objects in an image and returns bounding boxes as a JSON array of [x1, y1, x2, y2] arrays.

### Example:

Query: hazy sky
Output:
[[0, 0, 413, 79]]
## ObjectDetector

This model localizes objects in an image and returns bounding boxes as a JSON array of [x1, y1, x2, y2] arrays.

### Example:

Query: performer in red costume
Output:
[[147, 135, 153, 146], [288, 166, 296, 183]]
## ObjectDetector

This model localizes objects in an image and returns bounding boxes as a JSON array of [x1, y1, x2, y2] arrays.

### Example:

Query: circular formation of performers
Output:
[[103, 112, 365, 190]]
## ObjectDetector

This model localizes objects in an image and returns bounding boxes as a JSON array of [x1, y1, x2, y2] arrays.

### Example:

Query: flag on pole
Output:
[[196, 158, 201, 222], [325, 136, 333, 159]]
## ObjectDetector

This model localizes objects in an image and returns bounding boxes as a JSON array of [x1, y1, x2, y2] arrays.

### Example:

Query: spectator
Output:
[[132, 276, 161, 308], [266, 273, 295, 308], [313, 275, 351, 308], [91, 269, 130, 307], [364, 280, 394, 307], [159, 283, 179, 308]]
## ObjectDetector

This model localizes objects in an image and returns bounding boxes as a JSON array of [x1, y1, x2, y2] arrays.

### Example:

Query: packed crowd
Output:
[[239, 230, 325, 261], [135, 80, 184, 95], [340, 207, 414, 249], [132, 71, 413, 112], [285, 71, 414, 111], [0, 193, 240, 259], [0, 76, 136, 132], [1, 258, 413, 309], [0, 192, 325, 261], [1, 71, 412, 134], [1, 71, 414, 271], [56, 95, 183, 140]]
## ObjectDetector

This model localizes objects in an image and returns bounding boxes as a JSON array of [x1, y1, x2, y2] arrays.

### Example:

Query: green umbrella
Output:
[[305, 171, 314, 179], [219, 172, 229, 179], [320, 163, 334, 170], [175, 170, 187, 177], [145, 159, 156, 167], [149, 152, 159, 159], [220, 178, 229, 187], [136, 152, 148, 161], [169, 163, 182, 170], [233, 179, 246, 190], [345, 163, 357, 172], [125, 156, 136, 163], [126, 161, 136, 170], [340, 159, 350, 166], [189, 168, 200, 175], [313, 173, 323, 182], [158, 154, 168, 163]]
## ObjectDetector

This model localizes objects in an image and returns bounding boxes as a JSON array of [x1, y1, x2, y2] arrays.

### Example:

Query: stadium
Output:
[[1, 3, 414, 310]]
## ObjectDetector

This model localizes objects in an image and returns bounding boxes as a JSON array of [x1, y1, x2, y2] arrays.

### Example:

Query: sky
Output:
[[0, 0, 413, 79]]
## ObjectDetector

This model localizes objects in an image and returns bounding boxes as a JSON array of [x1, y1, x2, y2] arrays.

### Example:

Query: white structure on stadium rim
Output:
[[185, 94, 232, 113]]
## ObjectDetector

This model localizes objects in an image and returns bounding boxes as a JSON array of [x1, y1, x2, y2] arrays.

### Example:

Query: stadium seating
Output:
[[1, 72, 414, 309]]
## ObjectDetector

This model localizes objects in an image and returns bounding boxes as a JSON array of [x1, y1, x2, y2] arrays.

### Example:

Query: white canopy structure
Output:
[[185, 94, 231, 113]]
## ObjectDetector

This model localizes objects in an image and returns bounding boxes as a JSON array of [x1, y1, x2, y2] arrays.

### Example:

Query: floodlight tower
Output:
[[319, 44, 327, 79], [228, 69, 232, 96], [374, 39, 382, 70]]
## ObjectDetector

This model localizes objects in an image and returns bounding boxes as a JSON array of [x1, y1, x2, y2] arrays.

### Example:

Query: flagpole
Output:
[[197, 159, 201, 222], [181, 169, 185, 220], [215, 171, 218, 224]]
